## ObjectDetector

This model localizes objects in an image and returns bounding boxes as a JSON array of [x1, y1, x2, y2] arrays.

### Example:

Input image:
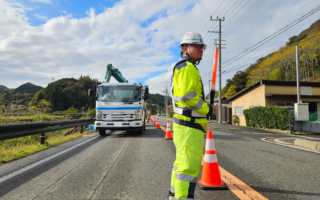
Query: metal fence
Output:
[[288, 108, 320, 133], [309, 112, 320, 122], [0, 119, 95, 143], [293, 121, 320, 133]]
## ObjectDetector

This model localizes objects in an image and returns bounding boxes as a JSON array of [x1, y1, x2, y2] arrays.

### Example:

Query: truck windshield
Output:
[[97, 85, 141, 102]]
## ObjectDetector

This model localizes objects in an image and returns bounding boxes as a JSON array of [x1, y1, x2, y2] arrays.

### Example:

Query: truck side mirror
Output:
[[144, 95, 148, 100], [88, 89, 93, 96], [145, 88, 149, 95]]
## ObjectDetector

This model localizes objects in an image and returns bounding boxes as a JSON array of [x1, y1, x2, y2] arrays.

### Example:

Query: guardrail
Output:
[[0, 119, 95, 144]]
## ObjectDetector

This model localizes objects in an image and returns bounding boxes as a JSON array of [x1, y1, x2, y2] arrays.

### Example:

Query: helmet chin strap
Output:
[[195, 60, 201, 65]]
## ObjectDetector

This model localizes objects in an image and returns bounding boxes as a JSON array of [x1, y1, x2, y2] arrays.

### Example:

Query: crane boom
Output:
[[105, 64, 128, 83]]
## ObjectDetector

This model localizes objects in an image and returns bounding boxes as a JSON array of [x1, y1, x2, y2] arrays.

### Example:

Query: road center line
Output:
[[0, 135, 100, 185], [219, 166, 268, 200]]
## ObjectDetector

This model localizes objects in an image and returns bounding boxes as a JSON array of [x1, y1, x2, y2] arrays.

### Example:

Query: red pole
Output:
[[210, 47, 219, 105]]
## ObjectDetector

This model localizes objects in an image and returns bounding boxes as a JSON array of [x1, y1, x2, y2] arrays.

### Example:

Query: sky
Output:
[[1, 0, 320, 96]]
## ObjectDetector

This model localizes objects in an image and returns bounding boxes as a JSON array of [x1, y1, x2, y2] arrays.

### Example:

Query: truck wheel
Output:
[[99, 129, 106, 136], [143, 121, 146, 131]]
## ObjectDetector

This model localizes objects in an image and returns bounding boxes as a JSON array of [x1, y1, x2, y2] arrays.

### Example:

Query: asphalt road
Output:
[[0, 117, 319, 200], [158, 117, 320, 200]]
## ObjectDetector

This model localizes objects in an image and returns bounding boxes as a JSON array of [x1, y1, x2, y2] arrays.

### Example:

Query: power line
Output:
[[227, 0, 317, 43], [206, 0, 252, 47], [224, 0, 242, 19], [222, 0, 256, 32], [224, 0, 267, 34], [204, 0, 234, 41], [222, 5, 320, 67], [201, 0, 225, 36], [222, 26, 320, 74]]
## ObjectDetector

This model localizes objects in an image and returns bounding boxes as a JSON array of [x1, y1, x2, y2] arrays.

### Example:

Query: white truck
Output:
[[88, 64, 149, 136]]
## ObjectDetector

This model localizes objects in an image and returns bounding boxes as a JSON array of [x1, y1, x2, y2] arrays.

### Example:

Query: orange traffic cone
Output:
[[156, 118, 161, 129], [165, 120, 173, 140], [153, 117, 156, 125], [197, 130, 228, 190]]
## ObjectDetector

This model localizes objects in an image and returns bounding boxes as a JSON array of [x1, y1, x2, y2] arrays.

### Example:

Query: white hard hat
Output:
[[179, 31, 207, 48]]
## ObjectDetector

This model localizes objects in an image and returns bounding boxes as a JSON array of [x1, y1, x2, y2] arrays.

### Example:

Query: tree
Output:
[[222, 71, 248, 95], [224, 84, 237, 98]]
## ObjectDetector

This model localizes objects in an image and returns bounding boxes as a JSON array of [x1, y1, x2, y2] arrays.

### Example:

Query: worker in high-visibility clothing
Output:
[[167, 31, 215, 200]]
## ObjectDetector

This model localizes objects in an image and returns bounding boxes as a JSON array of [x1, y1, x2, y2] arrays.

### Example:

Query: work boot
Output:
[[166, 196, 174, 200], [167, 191, 175, 200]]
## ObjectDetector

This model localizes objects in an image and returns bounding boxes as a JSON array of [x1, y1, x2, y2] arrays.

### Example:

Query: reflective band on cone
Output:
[[165, 120, 173, 140], [197, 130, 228, 190], [156, 118, 160, 129]]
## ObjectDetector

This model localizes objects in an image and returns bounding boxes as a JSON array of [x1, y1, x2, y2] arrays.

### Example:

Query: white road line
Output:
[[286, 134, 320, 140], [261, 137, 320, 154], [0, 135, 100, 184]]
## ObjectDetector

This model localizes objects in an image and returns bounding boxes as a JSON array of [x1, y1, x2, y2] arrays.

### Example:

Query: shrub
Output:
[[232, 115, 240, 125], [87, 108, 96, 118], [243, 106, 291, 130], [64, 107, 80, 119]]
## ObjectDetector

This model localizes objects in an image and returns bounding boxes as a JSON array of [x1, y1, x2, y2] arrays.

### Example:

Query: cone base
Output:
[[197, 180, 228, 190], [165, 138, 173, 140]]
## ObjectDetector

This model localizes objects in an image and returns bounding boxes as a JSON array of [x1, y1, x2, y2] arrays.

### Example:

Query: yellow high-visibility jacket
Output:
[[172, 56, 213, 132]]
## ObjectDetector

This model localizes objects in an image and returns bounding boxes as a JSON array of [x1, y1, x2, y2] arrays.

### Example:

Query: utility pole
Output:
[[163, 87, 168, 116], [209, 79, 211, 123], [296, 44, 300, 103], [209, 16, 225, 124], [166, 87, 168, 116]]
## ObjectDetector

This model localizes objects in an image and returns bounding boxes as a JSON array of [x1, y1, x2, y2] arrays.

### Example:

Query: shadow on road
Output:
[[107, 125, 166, 139], [252, 186, 320, 197]]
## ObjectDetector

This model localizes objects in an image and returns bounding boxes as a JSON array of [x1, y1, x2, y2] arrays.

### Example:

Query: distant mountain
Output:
[[15, 82, 43, 94], [148, 93, 172, 107], [0, 85, 8, 91]]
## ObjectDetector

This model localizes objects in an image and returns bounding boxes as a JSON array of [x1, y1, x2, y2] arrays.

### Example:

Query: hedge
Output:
[[243, 106, 291, 130]]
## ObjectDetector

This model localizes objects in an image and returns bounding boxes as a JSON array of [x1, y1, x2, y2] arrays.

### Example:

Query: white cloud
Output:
[[34, 13, 48, 21], [28, 0, 51, 4], [0, 0, 319, 97]]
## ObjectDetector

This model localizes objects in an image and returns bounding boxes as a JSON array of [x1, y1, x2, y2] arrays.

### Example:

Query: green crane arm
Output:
[[105, 64, 128, 83]]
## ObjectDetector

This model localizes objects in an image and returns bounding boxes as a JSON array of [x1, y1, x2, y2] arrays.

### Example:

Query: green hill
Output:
[[15, 82, 43, 94], [0, 85, 7, 91], [222, 18, 320, 98], [146, 93, 172, 114], [30, 76, 99, 111]]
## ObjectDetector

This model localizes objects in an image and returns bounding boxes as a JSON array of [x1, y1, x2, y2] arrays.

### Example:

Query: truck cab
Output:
[[89, 83, 148, 136]]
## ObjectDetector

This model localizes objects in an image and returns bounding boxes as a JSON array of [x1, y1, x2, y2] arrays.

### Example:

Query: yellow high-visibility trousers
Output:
[[170, 122, 204, 199]]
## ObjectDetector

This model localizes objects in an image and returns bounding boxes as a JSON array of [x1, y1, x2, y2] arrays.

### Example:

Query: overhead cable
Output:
[[222, 5, 320, 67]]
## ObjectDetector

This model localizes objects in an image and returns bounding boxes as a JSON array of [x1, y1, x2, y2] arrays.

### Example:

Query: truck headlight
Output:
[[134, 109, 142, 119], [97, 110, 102, 119]]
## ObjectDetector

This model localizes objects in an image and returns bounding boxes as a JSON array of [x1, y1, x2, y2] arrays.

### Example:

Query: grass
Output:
[[292, 131, 320, 135], [0, 128, 95, 163], [0, 114, 65, 125]]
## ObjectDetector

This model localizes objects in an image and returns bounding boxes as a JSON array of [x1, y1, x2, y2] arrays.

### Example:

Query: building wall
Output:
[[265, 85, 320, 96], [232, 85, 265, 126], [265, 96, 297, 106], [231, 84, 320, 127]]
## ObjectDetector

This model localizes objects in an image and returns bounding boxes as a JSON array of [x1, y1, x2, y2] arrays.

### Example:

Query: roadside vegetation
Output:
[[0, 128, 95, 163], [0, 88, 96, 163]]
